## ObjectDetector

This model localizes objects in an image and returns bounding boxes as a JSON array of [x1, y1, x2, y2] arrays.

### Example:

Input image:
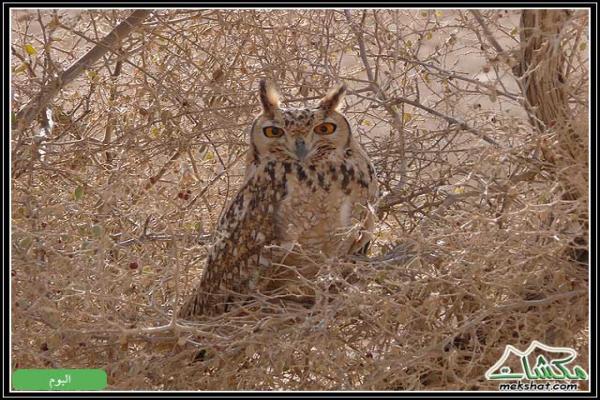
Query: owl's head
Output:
[[248, 79, 352, 163]]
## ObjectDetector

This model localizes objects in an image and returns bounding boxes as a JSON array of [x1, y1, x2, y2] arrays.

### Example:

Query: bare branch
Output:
[[14, 10, 152, 132], [470, 9, 506, 55]]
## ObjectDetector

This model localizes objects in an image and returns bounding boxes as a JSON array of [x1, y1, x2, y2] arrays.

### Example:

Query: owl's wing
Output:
[[178, 166, 284, 319], [349, 148, 379, 256]]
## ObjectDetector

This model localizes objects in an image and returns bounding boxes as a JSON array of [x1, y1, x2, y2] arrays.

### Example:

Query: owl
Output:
[[178, 80, 378, 319]]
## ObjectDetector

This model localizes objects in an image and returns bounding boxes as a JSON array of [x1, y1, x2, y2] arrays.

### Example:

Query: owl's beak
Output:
[[295, 138, 309, 160]]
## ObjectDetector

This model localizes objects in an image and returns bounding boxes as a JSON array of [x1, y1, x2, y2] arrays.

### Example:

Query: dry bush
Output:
[[11, 9, 589, 390]]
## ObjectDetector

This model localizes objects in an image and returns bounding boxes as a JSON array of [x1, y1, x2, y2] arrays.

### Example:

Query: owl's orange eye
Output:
[[313, 122, 336, 135], [263, 126, 285, 138]]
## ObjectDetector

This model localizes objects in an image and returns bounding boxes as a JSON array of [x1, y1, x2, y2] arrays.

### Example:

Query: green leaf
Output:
[[91, 224, 104, 238], [74, 186, 84, 201], [11, 112, 17, 125], [19, 236, 33, 251], [13, 64, 28, 74], [142, 265, 153, 275], [24, 44, 37, 56], [86, 70, 98, 81], [150, 127, 160, 138]]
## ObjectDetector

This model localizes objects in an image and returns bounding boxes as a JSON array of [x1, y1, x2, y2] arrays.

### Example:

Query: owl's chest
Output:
[[280, 174, 341, 227], [272, 160, 368, 248]]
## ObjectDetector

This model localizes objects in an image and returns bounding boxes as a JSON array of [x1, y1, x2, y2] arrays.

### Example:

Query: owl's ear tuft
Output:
[[259, 79, 280, 116], [318, 82, 347, 113]]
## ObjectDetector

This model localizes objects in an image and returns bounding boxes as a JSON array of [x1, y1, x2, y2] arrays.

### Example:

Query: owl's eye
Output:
[[314, 122, 336, 135], [263, 126, 285, 138]]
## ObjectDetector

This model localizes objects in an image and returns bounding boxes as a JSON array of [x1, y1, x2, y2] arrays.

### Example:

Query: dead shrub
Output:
[[11, 8, 589, 391]]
